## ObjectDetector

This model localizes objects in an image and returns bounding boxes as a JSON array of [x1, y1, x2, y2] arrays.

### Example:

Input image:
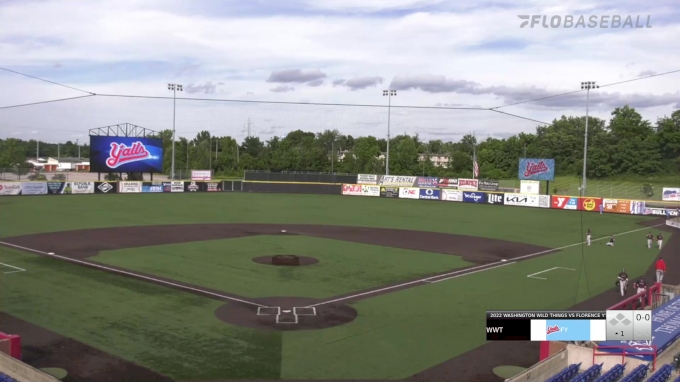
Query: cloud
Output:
[[266, 69, 327, 84], [332, 79, 346, 86], [184, 82, 218, 94], [343, 76, 383, 90], [307, 79, 324, 87], [269, 85, 294, 93], [53, 63, 62, 68], [637, 70, 658, 77]]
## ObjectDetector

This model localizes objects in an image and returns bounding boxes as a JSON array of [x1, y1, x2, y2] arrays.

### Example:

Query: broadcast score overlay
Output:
[[486, 311, 652, 341]]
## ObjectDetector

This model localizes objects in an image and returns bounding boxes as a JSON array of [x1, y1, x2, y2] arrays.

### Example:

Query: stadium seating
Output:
[[0, 372, 18, 382], [619, 364, 648, 382], [593, 363, 625, 382], [646, 364, 673, 382], [546, 363, 581, 382], [673, 375, 680, 382], [571, 363, 604, 382]]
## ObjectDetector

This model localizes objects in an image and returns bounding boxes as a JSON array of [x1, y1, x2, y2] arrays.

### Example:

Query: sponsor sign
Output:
[[95, 182, 116, 194], [419, 188, 440, 200], [47, 182, 65, 194], [191, 170, 212, 181], [0, 182, 22, 196], [142, 182, 164, 193], [170, 181, 184, 192], [487, 193, 505, 205], [479, 180, 499, 191], [379, 186, 399, 198], [342, 184, 362, 196], [462, 191, 487, 203], [357, 174, 378, 185], [90, 136, 163, 173], [630, 200, 645, 215], [119, 181, 142, 193], [417, 177, 439, 188], [379, 175, 417, 187], [65, 182, 95, 194], [663, 188, 680, 202], [518, 158, 555, 181], [361, 185, 380, 197], [399, 187, 420, 199], [579, 197, 602, 212], [603, 199, 629, 214], [458, 178, 479, 191], [538, 195, 551, 208], [205, 182, 222, 192], [644, 208, 679, 217], [21, 182, 48, 195], [504, 193, 539, 207], [185, 181, 201, 192], [552, 196, 580, 210], [441, 189, 462, 202], [162, 182, 172, 192], [520, 180, 541, 195], [438, 178, 458, 188]]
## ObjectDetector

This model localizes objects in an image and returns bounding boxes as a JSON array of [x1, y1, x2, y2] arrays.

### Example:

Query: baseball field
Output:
[[0, 192, 672, 382]]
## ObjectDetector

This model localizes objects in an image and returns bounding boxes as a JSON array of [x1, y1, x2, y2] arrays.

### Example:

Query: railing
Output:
[[592, 345, 657, 371], [608, 283, 663, 311]]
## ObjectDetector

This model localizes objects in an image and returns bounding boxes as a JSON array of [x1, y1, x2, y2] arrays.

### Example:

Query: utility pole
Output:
[[58, 143, 60, 159], [168, 83, 183, 179], [75, 139, 79, 159], [36, 140, 39, 160], [209, 138, 212, 170], [580, 81, 599, 195], [244, 118, 253, 138], [331, 141, 334, 174], [382, 89, 397, 175]]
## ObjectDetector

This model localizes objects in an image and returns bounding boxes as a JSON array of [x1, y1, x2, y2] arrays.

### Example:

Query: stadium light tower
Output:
[[382, 89, 397, 175], [580, 81, 599, 195], [168, 83, 183, 179]]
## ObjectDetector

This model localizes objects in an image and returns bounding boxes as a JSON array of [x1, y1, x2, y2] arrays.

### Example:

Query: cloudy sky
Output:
[[1, 0, 679, 143]]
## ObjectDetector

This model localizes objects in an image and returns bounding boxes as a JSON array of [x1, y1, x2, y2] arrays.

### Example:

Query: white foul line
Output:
[[0, 262, 26, 274], [0, 240, 267, 308], [527, 267, 576, 280], [305, 223, 665, 308]]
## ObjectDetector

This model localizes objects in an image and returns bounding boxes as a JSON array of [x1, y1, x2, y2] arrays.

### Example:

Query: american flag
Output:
[[473, 158, 479, 178]]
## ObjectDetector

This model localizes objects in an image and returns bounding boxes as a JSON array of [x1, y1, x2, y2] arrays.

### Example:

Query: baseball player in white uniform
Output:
[[657, 233, 664, 250], [586, 229, 591, 246]]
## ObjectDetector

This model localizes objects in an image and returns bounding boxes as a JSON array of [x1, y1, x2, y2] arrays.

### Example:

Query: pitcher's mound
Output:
[[252, 255, 319, 266]]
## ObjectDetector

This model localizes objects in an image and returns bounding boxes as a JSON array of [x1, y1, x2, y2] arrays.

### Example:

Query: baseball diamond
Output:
[[0, 192, 674, 382]]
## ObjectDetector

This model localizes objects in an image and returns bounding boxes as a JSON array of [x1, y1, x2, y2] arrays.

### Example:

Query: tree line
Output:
[[1, 106, 678, 179]]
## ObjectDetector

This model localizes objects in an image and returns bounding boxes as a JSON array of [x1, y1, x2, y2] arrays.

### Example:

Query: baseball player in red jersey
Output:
[[656, 257, 666, 283], [647, 232, 653, 248], [657, 233, 664, 249]]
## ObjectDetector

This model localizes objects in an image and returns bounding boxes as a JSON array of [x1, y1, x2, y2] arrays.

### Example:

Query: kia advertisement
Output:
[[419, 188, 440, 200], [399, 187, 420, 199], [416, 177, 439, 188], [462, 191, 487, 203], [552, 196, 580, 210], [518, 158, 555, 181], [90, 136, 164, 173], [579, 197, 603, 212], [341, 184, 362, 196]]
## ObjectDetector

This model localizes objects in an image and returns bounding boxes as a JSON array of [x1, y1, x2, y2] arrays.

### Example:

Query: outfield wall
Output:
[[0, 352, 58, 382]]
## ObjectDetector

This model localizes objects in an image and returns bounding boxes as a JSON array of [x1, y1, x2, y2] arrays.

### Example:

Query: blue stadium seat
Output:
[[673, 374, 680, 382], [646, 364, 673, 382], [593, 363, 625, 382], [571, 363, 604, 382], [0, 373, 18, 382], [619, 363, 648, 382], [547, 363, 582, 382]]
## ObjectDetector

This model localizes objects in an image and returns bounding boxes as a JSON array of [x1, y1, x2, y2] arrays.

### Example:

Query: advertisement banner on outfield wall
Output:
[[603, 199, 629, 214], [479, 180, 499, 191], [579, 197, 602, 212], [399, 187, 420, 199], [552, 196, 580, 210], [538, 195, 551, 208], [169, 181, 184, 192], [185, 181, 201, 192], [65, 182, 95, 194], [662, 188, 680, 201], [361, 185, 380, 196], [0, 182, 22, 196], [342, 184, 362, 196], [504, 193, 539, 207], [95, 182, 117, 194], [416, 177, 439, 188], [142, 182, 164, 193], [119, 181, 142, 193], [518, 158, 555, 181], [458, 178, 479, 191], [520, 180, 540, 195], [47, 182, 65, 194], [487, 193, 504, 205], [21, 182, 48, 195], [462, 191, 486, 203], [441, 189, 462, 202], [191, 170, 212, 181], [380, 187, 399, 198], [379, 175, 417, 187], [357, 174, 378, 185], [204, 182, 223, 192], [644, 208, 679, 217], [438, 178, 458, 188], [419, 188, 440, 200], [630, 201, 645, 215]]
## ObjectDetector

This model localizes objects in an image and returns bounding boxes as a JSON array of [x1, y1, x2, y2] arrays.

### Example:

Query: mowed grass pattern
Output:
[[91, 236, 472, 299]]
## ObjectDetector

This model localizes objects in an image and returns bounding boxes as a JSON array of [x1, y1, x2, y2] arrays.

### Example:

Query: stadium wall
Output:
[[0, 352, 58, 382], [505, 348, 568, 382]]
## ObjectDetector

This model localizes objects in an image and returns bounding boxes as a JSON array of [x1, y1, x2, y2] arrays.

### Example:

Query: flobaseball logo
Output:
[[546, 325, 567, 335], [106, 142, 151, 168]]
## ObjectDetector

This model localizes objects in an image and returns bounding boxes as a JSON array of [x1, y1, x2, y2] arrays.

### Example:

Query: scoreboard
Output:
[[486, 310, 652, 341]]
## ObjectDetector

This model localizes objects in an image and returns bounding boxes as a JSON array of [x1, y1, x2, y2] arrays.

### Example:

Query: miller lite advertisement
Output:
[[90, 136, 164, 173]]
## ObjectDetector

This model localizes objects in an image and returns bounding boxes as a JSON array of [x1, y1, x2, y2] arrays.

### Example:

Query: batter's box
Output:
[[294, 307, 316, 316], [257, 306, 280, 315]]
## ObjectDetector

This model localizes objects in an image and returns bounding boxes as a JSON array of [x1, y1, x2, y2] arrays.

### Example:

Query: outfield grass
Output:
[[91, 236, 472, 298], [0, 193, 667, 379]]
